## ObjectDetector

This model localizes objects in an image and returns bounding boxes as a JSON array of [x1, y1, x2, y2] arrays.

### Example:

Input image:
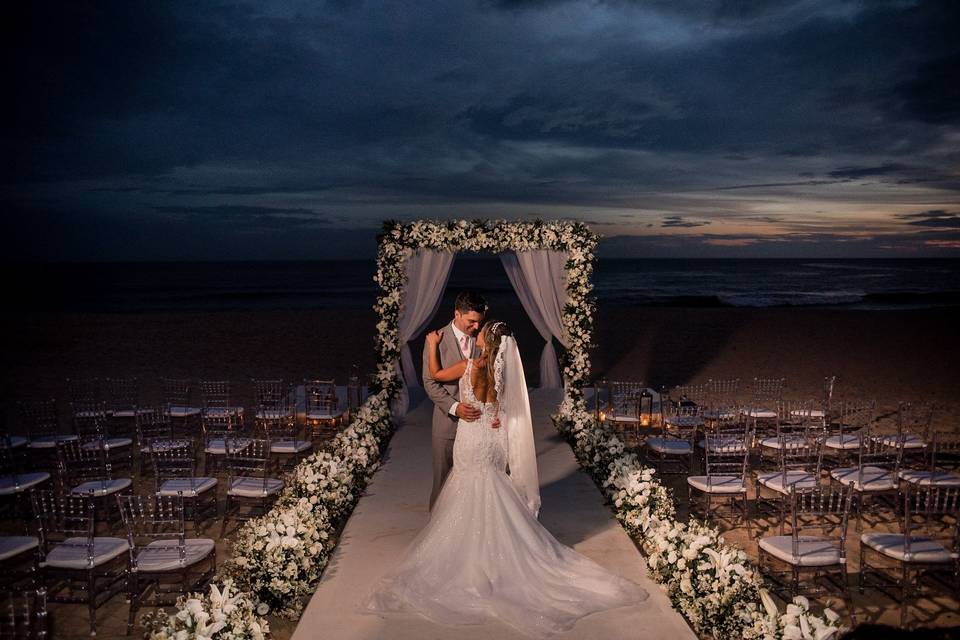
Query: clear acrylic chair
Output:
[[148, 440, 218, 533], [703, 378, 740, 422], [830, 426, 904, 531], [647, 387, 702, 475], [688, 424, 752, 533], [135, 407, 176, 458], [161, 378, 202, 438], [899, 431, 960, 489], [199, 380, 244, 422], [0, 587, 48, 639], [221, 438, 283, 535], [18, 400, 76, 454], [117, 494, 216, 635], [201, 412, 247, 477], [605, 381, 647, 445], [31, 490, 127, 636], [71, 402, 133, 478], [66, 378, 102, 410], [755, 428, 825, 535], [859, 484, 960, 626], [55, 439, 133, 527], [757, 400, 817, 470], [304, 379, 343, 440], [102, 377, 140, 442], [0, 438, 51, 522], [877, 402, 934, 465], [823, 399, 876, 469], [758, 485, 854, 619]]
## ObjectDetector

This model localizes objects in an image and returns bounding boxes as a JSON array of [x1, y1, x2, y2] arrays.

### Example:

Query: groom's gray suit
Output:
[[423, 321, 478, 510]]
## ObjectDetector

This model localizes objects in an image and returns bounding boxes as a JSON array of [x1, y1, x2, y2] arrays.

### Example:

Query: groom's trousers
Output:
[[429, 435, 456, 511]]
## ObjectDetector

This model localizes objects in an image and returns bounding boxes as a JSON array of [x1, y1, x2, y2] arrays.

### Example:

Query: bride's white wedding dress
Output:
[[361, 358, 647, 637]]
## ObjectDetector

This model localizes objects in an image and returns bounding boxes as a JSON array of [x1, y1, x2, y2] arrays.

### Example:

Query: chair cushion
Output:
[[703, 409, 736, 420], [135, 538, 215, 572], [305, 410, 344, 420], [204, 438, 251, 455], [73, 410, 108, 419], [861, 533, 958, 563], [757, 470, 818, 494], [0, 536, 39, 562], [760, 436, 807, 450], [897, 470, 960, 487], [81, 437, 133, 451], [158, 477, 218, 496], [830, 466, 896, 491], [111, 408, 153, 418], [227, 477, 284, 497], [3, 436, 28, 448], [664, 415, 704, 428], [607, 415, 639, 424], [202, 407, 243, 418], [824, 434, 860, 450], [255, 409, 292, 420], [43, 537, 128, 569], [270, 439, 313, 454], [687, 475, 746, 494], [744, 407, 777, 419], [791, 409, 826, 418], [166, 406, 201, 418], [697, 438, 748, 454], [28, 434, 78, 449], [0, 472, 51, 495], [71, 478, 132, 497], [877, 434, 927, 449], [759, 535, 843, 567]]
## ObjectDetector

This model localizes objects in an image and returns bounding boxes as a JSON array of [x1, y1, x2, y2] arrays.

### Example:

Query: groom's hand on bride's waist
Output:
[[456, 403, 481, 422]]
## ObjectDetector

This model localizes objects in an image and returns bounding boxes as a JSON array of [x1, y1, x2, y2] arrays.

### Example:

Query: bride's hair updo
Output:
[[480, 321, 513, 402]]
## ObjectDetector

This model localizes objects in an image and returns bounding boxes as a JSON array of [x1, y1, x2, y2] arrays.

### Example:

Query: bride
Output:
[[361, 321, 647, 637]]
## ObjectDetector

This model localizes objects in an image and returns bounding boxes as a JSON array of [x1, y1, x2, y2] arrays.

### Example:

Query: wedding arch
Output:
[[368, 219, 599, 417]]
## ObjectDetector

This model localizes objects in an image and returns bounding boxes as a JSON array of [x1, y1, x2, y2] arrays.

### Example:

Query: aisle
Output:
[[292, 389, 695, 640]]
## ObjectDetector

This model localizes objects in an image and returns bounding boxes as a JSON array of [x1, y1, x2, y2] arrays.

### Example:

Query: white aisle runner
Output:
[[292, 389, 695, 640]]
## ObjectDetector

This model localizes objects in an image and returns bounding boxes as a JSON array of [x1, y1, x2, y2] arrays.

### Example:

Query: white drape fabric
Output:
[[499, 250, 570, 388], [392, 250, 455, 418], [497, 336, 541, 517]]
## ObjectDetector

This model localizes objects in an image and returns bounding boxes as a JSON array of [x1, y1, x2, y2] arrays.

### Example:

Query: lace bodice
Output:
[[454, 360, 507, 471]]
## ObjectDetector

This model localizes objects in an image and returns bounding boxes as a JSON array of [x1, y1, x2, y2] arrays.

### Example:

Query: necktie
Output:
[[460, 334, 470, 357]]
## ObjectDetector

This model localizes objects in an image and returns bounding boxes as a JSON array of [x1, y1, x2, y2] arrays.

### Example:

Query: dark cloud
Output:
[[661, 216, 711, 228], [1, 0, 958, 258], [896, 210, 960, 228]]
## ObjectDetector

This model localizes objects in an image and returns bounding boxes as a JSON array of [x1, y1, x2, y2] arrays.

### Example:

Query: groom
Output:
[[423, 290, 487, 510]]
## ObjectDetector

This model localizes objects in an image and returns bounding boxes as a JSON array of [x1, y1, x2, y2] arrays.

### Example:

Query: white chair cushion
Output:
[[757, 470, 818, 494], [228, 477, 284, 497], [607, 415, 639, 424], [3, 436, 28, 448], [697, 438, 748, 454], [270, 439, 313, 454], [877, 434, 927, 449], [824, 434, 860, 450], [111, 409, 153, 418], [202, 407, 243, 418], [205, 438, 251, 455], [73, 410, 108, 419], [687, 475, 745, 494], [134, 538, 215, 572], [255, 409, 292, 420], [71, 478, 132, 497], [760, 436, 807, 450], [646, 437, 691, 455], [830, 466, 896, 491], [140, 439, 184, 454], [166, 406, 201, 418], [43, 537, 128, 569], [28, 434, 78, 449], [703, 409, 736, 420], [0, 472, 51, 495], [81, 437, 133, 451], [898, 470, 960, 487], [861, 533, 958, 563], [305, 410, 343, 420], [664, 415, 704, 428], [791, 409, 826, 418], [744, 407, 777, 419], [759, 535, 843, 566], [0, 536, 39, 561], [158, 477, 218, 496]]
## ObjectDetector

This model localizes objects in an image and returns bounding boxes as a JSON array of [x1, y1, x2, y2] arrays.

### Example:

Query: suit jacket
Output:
[[423, 322, 476, 441]]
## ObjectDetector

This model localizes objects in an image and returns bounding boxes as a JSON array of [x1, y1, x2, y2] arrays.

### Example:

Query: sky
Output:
[[2, 0, 959, 260]]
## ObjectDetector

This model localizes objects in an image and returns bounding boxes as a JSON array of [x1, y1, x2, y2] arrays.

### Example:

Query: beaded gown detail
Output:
[[362, 360, 648, 637]]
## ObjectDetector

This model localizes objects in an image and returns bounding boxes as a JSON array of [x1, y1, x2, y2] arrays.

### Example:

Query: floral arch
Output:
[[368, 219, 599, 417]]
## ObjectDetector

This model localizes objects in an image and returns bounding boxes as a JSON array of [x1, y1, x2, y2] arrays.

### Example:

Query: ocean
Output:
[[9, 258, 960, 313]]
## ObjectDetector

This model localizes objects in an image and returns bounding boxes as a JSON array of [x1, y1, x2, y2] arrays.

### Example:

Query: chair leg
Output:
[[900, 563, 909, 627], [88, 569, 98, 636], [127, 573, 139, 636]]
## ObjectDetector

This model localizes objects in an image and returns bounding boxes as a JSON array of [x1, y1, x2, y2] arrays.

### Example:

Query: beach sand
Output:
[[3, 304, 959, 636]]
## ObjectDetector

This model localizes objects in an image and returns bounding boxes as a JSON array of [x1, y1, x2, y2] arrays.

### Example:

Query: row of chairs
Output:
[[3, 490, 216, 636]]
